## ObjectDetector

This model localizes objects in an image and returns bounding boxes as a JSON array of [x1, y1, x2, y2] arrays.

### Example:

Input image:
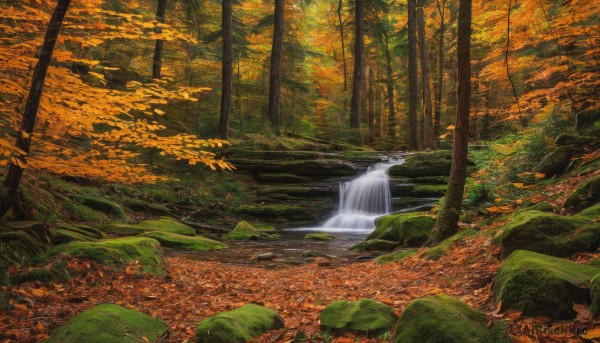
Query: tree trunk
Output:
[[268, 0, 284, 135], [434, 0, 445, 148], [407, 0, 419, 150], [367, 66, 376, 143], [217, 0, 233, 139], [505, 0, 523, 123], [426, 0, 472, 245], [350, 0, 365, 132], [385, 32, 396, 138], [338, 0, 348, 91], [417, 5, 433, 149], [0, 0, 72, 216], [152, 0, 168, 79]]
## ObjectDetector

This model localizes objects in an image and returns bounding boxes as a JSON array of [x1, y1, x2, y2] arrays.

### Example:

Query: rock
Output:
[[104, 217, 195, 236], [57, 237, 167, 275], [393, 295, 510, 343], [123, 199, 172, 216], [137, 231, 229, 251], [225, 221, 281, 240], [255, 173, 313, 183], [591, 274, 600, 315], [374, 250, 418, 265], [388, 151, 452, 177], [410, 176, 449, 184], [319, 299, 397, 337], [350, 239, 400, 251], [535, 146, 577, 177], [423, 229, 478, 261], [565, 175, 600, 212], [230, 158, 359, 177], [368, 212, 435, 247], [73, 196, 125, 217], [45, 303, 168, 343], [499, 210, 600, 258], [256, 185, 336, 198], [555, 134, 595, 147], [237, 204, 313, 222], [512, 201, 553, 216], [0, 229, 48, 265], [253, 252, 278, 261], [53, 223, 107, 244], [195, 304, 284, 343], [389, 183, 414, 197], [576, 108, 600, 131], [578, 203, 600, 219], [406, 184, 447, 197], [304, 233, 335, 241], [493, 250, 600, 318]]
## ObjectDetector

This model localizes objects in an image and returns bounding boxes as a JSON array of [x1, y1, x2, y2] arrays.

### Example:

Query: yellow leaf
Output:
[[154, 109, 165, 115], [534, 173, 545, 179]]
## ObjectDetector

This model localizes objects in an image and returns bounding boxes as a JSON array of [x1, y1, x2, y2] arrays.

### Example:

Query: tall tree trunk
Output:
[[218, 0, 233, 139], [0, 0, 72, 216], [434, 0, 445, 148], [407, 0, 419, 150], [426, 0, 472, 245], [350, 0, 365, 132], [384, 32, 396, 138], [505, 0, 523, 123], [338, 0, 348, 91], [367, 66, 376, 143], [417, 5, 433, 149], [268, 0, 284, 135], [152, 0, 168, 79]]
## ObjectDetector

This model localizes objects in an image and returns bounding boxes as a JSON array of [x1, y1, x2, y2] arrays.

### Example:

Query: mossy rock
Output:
[[411, 175, 449, 184], [535, 146, 577, 178], [350, 239, 400, 252], [374, 249, 417, 265], [53, 224, 106, 244], [565, 175, 600, 212], [57, 237, 167, 275], [45, 303, 168, 343], [388, 151, 452, 177], [237, 204, 313, 221], [499, 210, 600, 258], [123, 199, 172, 216], [104, 217, 195, 236], [513, 201, 553, 216], [408, 184, 447, 197], [73, 196, 125, 217], [255, 173, 313, 183], [225, 221, 281, 240], [555, 134, 595, 147], [578, 203, 600, 219], [393, 295, 510, 343], [137, 231, 229, 251], [423, 229, 478, 261], [304, 233, 335, 241], [195, 304, 284, 343], [576, 108, 600, 131], [320, 299, 397, 337], [493, 250, 600, 318], [368, 212, 435, 247], [0, 231, 48, 265]]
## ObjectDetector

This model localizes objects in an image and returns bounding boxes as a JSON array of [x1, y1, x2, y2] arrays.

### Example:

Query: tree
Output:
[[433, 0, 445, 147], [338, 0, 348, 91], [426, 0, 472, 245], [0, 0, 72, 216], [268, 0, 285, 135], [350, 0, 365, 131], [504, 0, 523, 122], [417, 4, 433, 149], [407, 0, 419, 150], [152, 0, 168, 79], [218, 0, 233, 139]]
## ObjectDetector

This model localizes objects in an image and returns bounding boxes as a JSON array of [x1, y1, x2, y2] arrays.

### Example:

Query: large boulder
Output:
[[565, 175, 600, 212], [350, 239, 400, 252], [368, 213, 435, 247], [105, 217, 195, 236], [535, 146, 577, 177], [493, 250, 600, 318], [499, 210, 600, 258], [137, 231, 229, 251], [195, 304, 284, 343], [225, 221, 280, 240], [393, 295, 510, 343], [57, 237, 167, 275], [320, 299, 397, 337], [45, 303, 168, 343], [388, 151, 452, 177]]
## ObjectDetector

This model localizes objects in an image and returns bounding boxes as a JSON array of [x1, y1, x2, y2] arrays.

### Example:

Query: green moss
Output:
[[409, 184, 447, 197], [304, 233, 335, 241], [46, 303, 168, 343], [591, 274, 600, 315], [319, 299, 397, 337], [224, 221, 281, 240], [237, 204, 313, 221], [195, 304, 284, 343], [555, 134, 594, 147], [578, 203, 600, 219], [57, 237, 167, 275], [393, 295, 510, 343], [368, 212, 435, 247], [565, 175, 600, 212], [137, 231, 229, 251], [350, 239, 399, 251], [123, 199, 172, 216], [104, 217, 195, 236], [423, 229, 478, 261], [493, 250, 600, 318], [513, 202, 553, 216], [74, 196, 125, 217], [63, 201, 108, 222], [388, 151, 452, 177], [374, 250, 417, 265], [499, 210, 599, 258], [535, 146, 576, 177]]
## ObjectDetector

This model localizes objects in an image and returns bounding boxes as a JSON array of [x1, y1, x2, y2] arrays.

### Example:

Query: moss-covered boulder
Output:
[[499, 210, 600, 258], [565, 175, 600, 212], [53, 223, 107, 244], [137, 231, 229, 251], [388, 151, 452, 177], [555, 134, 595, 147], [591, 274, 600, 315], [493, 250, 600, 318], [104, 217, 195, 236], [368, 213, 435, 246], [374, 249, 417, 265], [407, 184, 447, 197], [45, 303, 168, 343], [423, 229, 478, 261], [536, 146, 577, 177], [57, 237, 167, 275], [350, 239, 400, 251], [73, 196, 125, 217], [393, 295, 510, 343], [320, 299, 397, 337], [304, 233, 335, 241], [579, 203, 600, 219], [195, 304, 284, 343], [225, 221, 281, 240]]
